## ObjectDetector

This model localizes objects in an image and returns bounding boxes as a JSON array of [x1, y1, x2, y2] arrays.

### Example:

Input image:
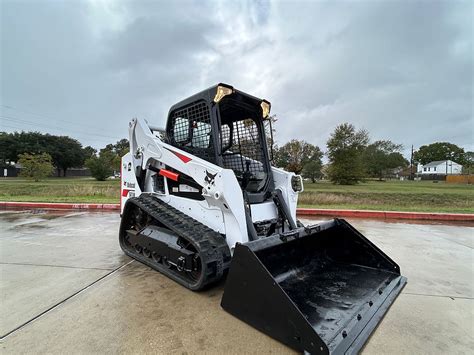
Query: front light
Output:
[[214, 85, 233, 103], [291, 175, 303, 192], [261, 100, 271, 118]]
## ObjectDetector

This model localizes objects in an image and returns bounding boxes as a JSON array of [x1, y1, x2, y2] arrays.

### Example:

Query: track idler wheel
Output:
[[152, 252, 162, 263], [188, 254, 202, 281]]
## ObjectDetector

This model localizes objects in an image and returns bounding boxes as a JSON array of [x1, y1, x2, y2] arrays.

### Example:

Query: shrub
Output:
[[18, 152, 54, 181], [85, 152, 115, 181]]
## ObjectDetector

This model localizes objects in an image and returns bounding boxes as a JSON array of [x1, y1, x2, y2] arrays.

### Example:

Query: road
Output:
[[0, 210, 473, 354]]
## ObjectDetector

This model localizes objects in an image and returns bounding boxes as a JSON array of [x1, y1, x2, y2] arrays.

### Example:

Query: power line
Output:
[[0, 115, 122, 140], [0, 121, 121, 146], [0, 127, 113, 146], [0, 104, 116, 133]]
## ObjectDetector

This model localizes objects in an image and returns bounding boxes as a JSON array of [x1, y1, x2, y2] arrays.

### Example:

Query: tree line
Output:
[[0, 131, 128, 180], [1, 125, 472, 184], [273, 123, 473, 185], [1, 132, 86, 176]]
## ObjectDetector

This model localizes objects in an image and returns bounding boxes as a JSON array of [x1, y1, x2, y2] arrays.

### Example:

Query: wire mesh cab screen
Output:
[[168, 101, 215, 163], [219, 99, 268, 193]]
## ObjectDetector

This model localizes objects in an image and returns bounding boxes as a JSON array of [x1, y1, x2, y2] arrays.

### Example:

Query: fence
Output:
[[4, 167, 91, 178], [419, 174, 446, 181], [446, 175, 473, 184], [1, 166, 18, 177]]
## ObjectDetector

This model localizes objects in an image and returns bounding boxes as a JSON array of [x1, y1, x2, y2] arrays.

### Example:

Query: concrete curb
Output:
[[0, 201, 120, 211], [1, 201, 473, 222], [297, 208, 474, 222]]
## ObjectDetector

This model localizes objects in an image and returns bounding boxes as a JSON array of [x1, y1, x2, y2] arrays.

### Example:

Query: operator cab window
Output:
[[218, 98, 268, 193], [168, 101, 215, 163], [172, 117, 211, 149], [191, 121, 211, 148], [173, 117, 189, 144]]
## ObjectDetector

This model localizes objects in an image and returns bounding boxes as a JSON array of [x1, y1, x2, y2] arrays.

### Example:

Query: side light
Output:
[[291, 175, 303, 192], [214, 85, 234, 103], [261, 100, 271, 118]]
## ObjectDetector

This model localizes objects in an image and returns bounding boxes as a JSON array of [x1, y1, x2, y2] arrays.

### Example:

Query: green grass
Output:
[[0, 177, 472, 213], [0, 177, 120, 203], [299, 180, 474, 213]]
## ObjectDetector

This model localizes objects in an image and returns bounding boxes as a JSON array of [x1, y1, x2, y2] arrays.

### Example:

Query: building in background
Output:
[[417, 160, 463, 175]]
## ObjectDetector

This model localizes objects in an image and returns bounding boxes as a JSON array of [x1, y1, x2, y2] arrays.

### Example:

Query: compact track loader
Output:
[[119, 84, 406, 354]]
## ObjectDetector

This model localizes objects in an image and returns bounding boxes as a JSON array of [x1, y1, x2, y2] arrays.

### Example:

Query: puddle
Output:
[[0, 211, 31, 222], [0, 210, 67, 223], [11, 223, 51, 230]]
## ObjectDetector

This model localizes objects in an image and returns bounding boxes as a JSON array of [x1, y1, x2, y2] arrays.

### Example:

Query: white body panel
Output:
[[250, 201, 278, 222], [121, 152, 140, 213], [271, 167, 302, 223], [121, 118, 301, 250], [165, 195, 225, 234]]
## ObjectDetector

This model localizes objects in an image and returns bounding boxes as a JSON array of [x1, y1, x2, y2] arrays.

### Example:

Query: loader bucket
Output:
[[221, 219, 406, 354]]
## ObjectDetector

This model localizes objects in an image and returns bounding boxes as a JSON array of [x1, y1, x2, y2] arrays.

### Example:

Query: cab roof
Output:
[[168, 83, 267, 115]]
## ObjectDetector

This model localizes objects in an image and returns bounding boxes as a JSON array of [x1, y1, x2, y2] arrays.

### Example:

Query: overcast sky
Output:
[[1, 0, 472, 157]]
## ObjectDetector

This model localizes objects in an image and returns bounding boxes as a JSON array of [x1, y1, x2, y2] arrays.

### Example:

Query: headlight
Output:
[[213, 84, 234, 103], [261, 100, 271, 118], [291, 175, 303, 192]]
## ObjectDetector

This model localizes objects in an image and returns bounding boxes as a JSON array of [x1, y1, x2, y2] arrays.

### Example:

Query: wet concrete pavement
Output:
[[0, 210, 473, 354]]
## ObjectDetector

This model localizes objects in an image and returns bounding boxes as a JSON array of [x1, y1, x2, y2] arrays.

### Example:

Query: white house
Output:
[[417, 160, 463, 175]]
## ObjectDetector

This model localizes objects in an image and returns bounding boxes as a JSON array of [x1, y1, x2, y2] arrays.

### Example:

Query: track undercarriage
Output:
[[119, 194, 231, 290]]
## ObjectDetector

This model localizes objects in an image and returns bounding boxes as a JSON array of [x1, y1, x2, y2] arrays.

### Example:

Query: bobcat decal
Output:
[[204, 170, 217, 185]]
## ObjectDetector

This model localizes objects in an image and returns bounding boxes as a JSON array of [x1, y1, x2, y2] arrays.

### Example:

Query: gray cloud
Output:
[[1, 0, 472, 158]]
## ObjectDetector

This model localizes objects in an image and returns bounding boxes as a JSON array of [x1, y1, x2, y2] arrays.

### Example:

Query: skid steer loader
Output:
[[119, 84, 406, 354]]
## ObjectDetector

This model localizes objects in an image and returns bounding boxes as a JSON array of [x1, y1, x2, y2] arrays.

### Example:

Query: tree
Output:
[[302, 160, 323, 183], [100, 139, 129, 171], [82, 146, 97, 160], [364, 140, 408, 180], [85, 150, 115, 181], [0, 131, 85, 176], [0, 132, 17, 166], [49, 135, 85, 177], [414, 142, 466, 165], [1, 131, 50, 164], [113, 138, 130, 157], [18, 152, 54, 181], [326, 123, 369, 185], [463, 151, 474, 174], [273, 139, 323, 174]]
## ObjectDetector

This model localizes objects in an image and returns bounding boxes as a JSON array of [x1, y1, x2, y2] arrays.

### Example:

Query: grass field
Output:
[[300, 180, 473, 213], [0, 178, 120, 203], [0, 177, 472, 213]]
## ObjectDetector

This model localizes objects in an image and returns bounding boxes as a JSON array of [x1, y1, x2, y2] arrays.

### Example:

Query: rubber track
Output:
[[120, 194, 231, 290]]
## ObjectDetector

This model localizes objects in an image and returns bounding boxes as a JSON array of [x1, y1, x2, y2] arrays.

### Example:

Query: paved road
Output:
[[0, 210, 473, 354]]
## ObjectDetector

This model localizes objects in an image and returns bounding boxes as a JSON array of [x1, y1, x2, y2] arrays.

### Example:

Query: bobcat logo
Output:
[[204, 170, 217, 185]]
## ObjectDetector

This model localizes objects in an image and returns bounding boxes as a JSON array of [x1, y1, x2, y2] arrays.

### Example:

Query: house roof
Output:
[[424, 160, 460, 167], [424, 160, 446, 167]]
